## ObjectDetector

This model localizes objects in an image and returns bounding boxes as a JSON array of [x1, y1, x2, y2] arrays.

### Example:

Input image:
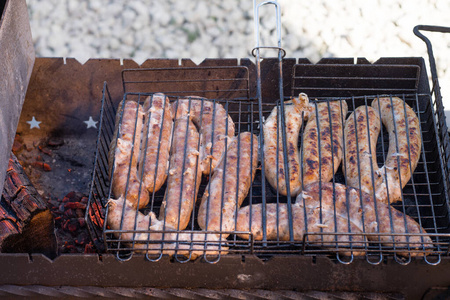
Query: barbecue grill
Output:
[[3, 0, 450, 298]]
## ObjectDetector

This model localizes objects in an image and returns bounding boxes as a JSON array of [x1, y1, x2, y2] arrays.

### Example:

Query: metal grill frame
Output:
[[254, 93, 450, 265], [87, 65, 266, 262], [87, 66, 450, 265]]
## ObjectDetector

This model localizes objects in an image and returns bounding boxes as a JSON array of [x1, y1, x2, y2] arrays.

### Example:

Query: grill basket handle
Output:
[[414, 25, 450, 187]]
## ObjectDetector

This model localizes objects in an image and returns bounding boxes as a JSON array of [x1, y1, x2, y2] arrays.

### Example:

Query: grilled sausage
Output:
[[263, 93, 310, 196], [107, 197, 228, 260], [172, 97, 235, 175], [302, 100, 348, 185], [236, 183, 366, 251], [236, 182, 433, 254], [304, 182, 432, 252], [159, 104, 202, 230], [371, 97, 422, 203], [140, 93, 173, 194], [109, 100, 149, 208], [343, 105, 382, 199], [344, 97, 422, 203], [197, 132, 259, 233]]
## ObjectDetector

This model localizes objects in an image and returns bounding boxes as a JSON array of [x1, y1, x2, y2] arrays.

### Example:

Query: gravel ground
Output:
[[25, 0, 450, 118]]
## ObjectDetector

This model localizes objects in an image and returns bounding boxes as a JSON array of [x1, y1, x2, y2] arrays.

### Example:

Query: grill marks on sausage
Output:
[[374, 97, 422, 203], [107, 197, 228, 260], [236, 182, 432, 253], [140, 94, 173, 195], [344, 106, 382, 197], [171, 97, 235, 175], [198, 132, 259, 233], [110, 100, 149, 209], [302, 100, 348, 186], [263, 102, 305, 196], [264, 98, 347, 196], [344, 97, 422, 204], [159, 111, 202, 230]]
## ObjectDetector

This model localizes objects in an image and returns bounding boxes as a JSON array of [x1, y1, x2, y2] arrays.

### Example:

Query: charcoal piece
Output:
[[0, 152, 57, 258]]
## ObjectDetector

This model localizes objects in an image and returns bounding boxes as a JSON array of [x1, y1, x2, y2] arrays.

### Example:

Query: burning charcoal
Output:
[[62, 219, 79, 233], [47, 199, 60, 208], [58, 203, 65, 213], [62, 219, 69, 229], [64, 202, 87, 210], [63, 244, 77, 253], [54, 216, 62, 226], [38, 145, 53, 156], [84, 243, 96, 254], [65, 191, 84, 202], [32, 161, 51, 171], [76, 232, 88, 244]]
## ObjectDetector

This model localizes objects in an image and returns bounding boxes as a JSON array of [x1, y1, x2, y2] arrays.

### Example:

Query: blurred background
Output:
[[25, 0, 450, 121]]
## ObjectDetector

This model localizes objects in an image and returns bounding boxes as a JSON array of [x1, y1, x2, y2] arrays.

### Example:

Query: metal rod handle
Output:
[[253, 0, 295, 242]]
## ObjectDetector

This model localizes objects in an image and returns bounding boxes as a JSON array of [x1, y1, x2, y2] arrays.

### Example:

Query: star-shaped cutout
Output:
[[84, 116, 98, 129], [27, 116, 41, 129]]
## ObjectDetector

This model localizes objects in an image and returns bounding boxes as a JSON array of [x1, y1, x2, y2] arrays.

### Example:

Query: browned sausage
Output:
[[172, 97, 235, 175], [371, 97, 422, 203], [109, 100, 149, 208], [107, 197, 228, 260], [198, 132, 259, 233], [344, 97, 422, 203], [263, 93, 310, 196], [343, 105, 382, 199], [158, 101, 202, 230], [302, 100, 348, 185], [236, 183, 366, 251], [140, 93, 173, 194], [236, 182, 433, 254]]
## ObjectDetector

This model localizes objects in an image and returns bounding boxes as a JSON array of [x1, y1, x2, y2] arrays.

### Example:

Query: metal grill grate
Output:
[[254, 93, 450, 265], [87, 77, 450, 265]]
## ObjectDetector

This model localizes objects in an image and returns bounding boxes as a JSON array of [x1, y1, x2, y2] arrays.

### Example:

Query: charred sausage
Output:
[[302, 100, 348, 185]]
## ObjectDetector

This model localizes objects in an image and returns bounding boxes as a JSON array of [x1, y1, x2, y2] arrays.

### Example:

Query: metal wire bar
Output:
[[253, 0, 295, 244], [121, 66, 250, 100]]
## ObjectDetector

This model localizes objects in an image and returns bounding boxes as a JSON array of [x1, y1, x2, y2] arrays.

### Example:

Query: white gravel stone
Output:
[[23, 0, 450, 122]]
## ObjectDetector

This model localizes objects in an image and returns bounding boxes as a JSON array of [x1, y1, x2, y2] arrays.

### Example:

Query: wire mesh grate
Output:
[[86, 62, 450, 265]]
